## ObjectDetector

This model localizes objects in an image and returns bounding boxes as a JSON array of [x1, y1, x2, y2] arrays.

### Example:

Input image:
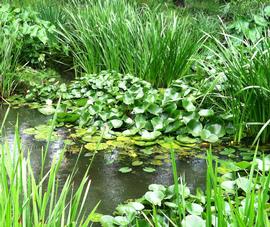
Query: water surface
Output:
[[0, 105, 206, 214]]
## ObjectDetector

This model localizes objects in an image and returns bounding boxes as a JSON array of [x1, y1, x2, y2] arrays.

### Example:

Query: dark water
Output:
[[0, 105, 206, 214]]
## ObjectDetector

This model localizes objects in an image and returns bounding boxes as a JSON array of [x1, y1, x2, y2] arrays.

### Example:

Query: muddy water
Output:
[[0, 105, 206, 214]]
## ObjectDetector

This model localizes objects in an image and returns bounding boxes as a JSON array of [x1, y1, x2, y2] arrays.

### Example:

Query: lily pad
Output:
[[143, 167, 156, 173], [132, 160, 143, 166], [144, 191, 165, 206], [84, 143, 109, 151], [118, 167, 132, 173]]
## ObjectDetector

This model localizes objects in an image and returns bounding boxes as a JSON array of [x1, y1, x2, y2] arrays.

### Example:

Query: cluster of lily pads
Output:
[[98, 152, 270, 226], [24, 71, 233, 146]]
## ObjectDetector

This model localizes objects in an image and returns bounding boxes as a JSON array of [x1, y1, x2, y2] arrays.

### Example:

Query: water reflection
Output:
[[0, 105, 206, 214]]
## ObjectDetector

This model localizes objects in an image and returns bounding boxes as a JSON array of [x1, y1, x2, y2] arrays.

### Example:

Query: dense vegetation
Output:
[[0, 0, 270, 226]]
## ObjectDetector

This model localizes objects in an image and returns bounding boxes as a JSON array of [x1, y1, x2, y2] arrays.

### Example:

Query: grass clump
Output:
[[0, 117, 98, 226], [59, 0, 201, 88]]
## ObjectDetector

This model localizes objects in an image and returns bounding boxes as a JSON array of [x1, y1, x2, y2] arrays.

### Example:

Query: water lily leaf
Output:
[[235, 161, 251, 170], [253, 14, 268, 26], [23, 128, 36, 135], [168, 184, 190, 198], [164, 121, 183, 133], [147, 104, 162, 115], [134, 141, 157, 147], [182, 98, 196, 112], [235, 177, 251, 193], [256, 156, 270, 171], [181, 215, 205, 227], [100, 215, 114, 227], [164, 202, 178, 208], [132, 161, 143, 166], [135, 115, 147, 129], [158, 140, 180, 149], [38, 105, 55, 115], [84, 143, 108, 151], [57, 112, 80, 123], [200, 129, 219, 143], [113, 216, 130, 225], [110, 119, 123, 129], [151, 159, 163, 166], [149, 184, 166, 192], [119, 167, 132, 173], [151, 117, 164, 131], [123, 93, 134, 105], [206, 124, 225, 138], [141, 130, 161, 141], [129, 202, 144, 211], [187, 120, 202, 137], [176, 136, 197, 144], [144, 191, 165, 206], [264, 6, 270, 17], [186, 203, 204, 215], [122, 128, 139, 136], [116, 204, 136, 215], [220, 148, 236, 155], [199, 109, 214, 117], [143, 167, 156, 173], [221, 180, 235, 192]]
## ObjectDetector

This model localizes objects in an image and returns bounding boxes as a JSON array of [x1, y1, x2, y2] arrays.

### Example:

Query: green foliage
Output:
[[25, 71, 228, 143], [207, 35, 270, 143], [0, 3, 57, 67], [100, 148, 270, 226], [0, 122, 98, 226], [59, 0, 201, 87], [226, 6, 270, 43]]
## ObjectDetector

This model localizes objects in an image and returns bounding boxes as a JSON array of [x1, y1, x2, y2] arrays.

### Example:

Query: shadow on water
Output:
[[0, 105, 206, 214]]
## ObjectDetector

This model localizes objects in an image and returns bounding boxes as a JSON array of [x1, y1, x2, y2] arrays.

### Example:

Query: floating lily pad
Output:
[[119, 167, 132, 173], [23, 128, 36, 135], [143, 167, 156, 173], [132, 160, 143, 166], [84, 143, 109, 151], [144, 191, 165, 206], [176, 135, 197, 144]]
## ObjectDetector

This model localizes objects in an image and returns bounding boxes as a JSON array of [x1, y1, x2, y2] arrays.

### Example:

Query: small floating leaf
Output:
[[132, 161, 143, 166], [143, 167, 156, 173], [119, 167, 132, 173]]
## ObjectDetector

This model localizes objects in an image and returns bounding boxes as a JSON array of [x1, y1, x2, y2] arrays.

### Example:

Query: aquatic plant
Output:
[[0, 112, 98, 226], [23, 71, 229, 144], [206, 34, 270, 144], [59, 0, 201, 87], [100, 147, 270, 226]]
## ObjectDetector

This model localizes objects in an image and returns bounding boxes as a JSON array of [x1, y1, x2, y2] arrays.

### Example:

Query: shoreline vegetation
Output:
[[0, 0, 270, 226]]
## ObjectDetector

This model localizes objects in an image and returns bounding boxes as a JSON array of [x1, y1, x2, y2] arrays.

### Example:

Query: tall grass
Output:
[[59, 0, 201, 87], [206, 35, 270, 143], [0, 112, 98, 226], [0, 33, 21, 98]]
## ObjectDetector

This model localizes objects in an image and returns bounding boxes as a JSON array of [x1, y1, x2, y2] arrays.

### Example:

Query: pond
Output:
[[0, 105, 206, 214]]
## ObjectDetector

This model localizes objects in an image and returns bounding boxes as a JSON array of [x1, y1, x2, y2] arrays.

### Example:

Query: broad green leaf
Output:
[[144, 191, 165, 206], [182, 98, 196, 112], [181, 215, 205, 227], [187, 120, 202, 137], [119, 167, 132, 173], [198, 109, 214, 117], [141, 130, 161, 141], [143, 167, 156, 173], [186, 203, 204, 216], [110, 119, 123, 129]]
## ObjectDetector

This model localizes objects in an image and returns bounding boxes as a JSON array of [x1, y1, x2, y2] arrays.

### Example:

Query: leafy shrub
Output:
[[0, 4, 57, 67]]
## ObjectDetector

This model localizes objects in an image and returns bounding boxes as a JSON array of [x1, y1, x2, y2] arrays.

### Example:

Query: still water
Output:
[[0, 105, 206, 214]]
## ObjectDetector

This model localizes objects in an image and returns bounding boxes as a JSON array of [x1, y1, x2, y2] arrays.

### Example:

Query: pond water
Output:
[[0, 105, 206, 214]]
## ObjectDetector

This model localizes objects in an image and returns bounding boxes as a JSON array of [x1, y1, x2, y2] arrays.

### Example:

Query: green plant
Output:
[[59, 0, 201, 87], [0, 3, 57, 67], [206, 35, 270, 143], [0, 32, 21, 98], [0, 112, 98, 226], [100, 146, 270, 226]]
